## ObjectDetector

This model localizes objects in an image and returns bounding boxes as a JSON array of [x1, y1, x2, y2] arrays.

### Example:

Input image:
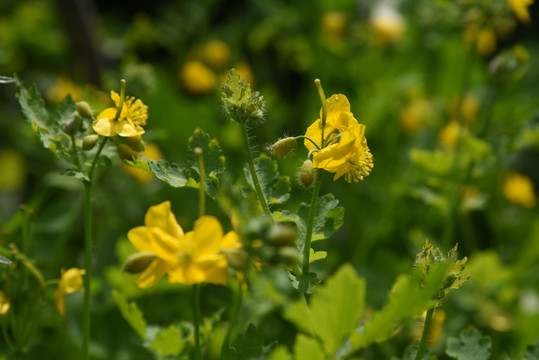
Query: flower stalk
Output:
[[415, 307, 435, 360], [302, 169, 322, 275], [193, 284, 202, 360]]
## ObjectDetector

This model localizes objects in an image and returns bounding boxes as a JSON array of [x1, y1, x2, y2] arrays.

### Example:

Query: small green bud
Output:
[[125, 135, 145, 152], [76, 101, 93, 118], [123, 252, 155, 274], [63, 117, 82, 136], [300, 159, 315, 188], [277, 246, 299, 267], [224, 248, 249, 271], [82, 134, 99, 150], [267, 223, 297, 247], [118, 143, 137, 161], [271, 137, 296, 156]]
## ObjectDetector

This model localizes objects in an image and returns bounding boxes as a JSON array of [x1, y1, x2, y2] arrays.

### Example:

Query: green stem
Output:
[[241, 122, 272, 217], [223, 277, 243, 351], [70, 133, 82, 170], [88, 137, 108, 181], [294, 135, 321, 151], [113, 79, 126, 121], [193, 284, 202, 360], [415, 307, 435, 360], [301, 169, 322, 275], [82, 181, 92, 360], [314, 79, 327, 143], [195, 148, 206, 218]]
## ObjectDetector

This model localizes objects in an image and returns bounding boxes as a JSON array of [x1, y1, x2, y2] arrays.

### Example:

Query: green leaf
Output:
[[294, 334, 325, 360], [221, 69, 265, 124], [273, 193, 344, 248], [310, 248, 327, 263], [446, 327, 491, 360], [285, 264, 366, 355], [524, 338, 539, 360], [112, 289, 147, 340], [288, 271, 320, 295], [61, 168, 90, 182], [233, 324, 275, 360], [244, 154, 290, 205], [267, 345, 292, 360], [148, 324, 186, 358]]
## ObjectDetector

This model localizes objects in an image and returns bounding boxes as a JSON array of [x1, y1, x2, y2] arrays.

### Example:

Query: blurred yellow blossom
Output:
[[93, 91, 148, 137], [399, 99, 434, 134], [54, 268, 85, 316], [507, 0, 534, 23], [232, 61, 255, 87], [122, 142, 163, 183], [321, 11, 347, 44], [464, 24, 497, 57], [461, 93, 480, 124], [0, 148, 26, 191], [304, 94, 373, 182], [201, 40, 231, 69], [127, 201, 239, 288], [503, 172, 537, 208], [370, 4, 406, 46], [46, 76, 82, 103], [438, 120, 461, 149], [0, 290, 10, 316], [180, 60, 217, 95]]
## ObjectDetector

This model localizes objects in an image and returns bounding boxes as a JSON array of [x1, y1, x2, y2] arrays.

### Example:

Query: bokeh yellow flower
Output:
[[54, 268, 85, 316], [92, 91, 148, 137], [304, 94, 373, 182], [370, 4, 406, 46], [201, 40, 231, 69], [180, 60, 217, 95], [507, 0, 534, 23], [0, 148, 26, 191], [438, 120, 461, 149], [320, 11, 347, 44], [46, 76, 82, 103], [503, 172, 537, 208], [0, 290, 10, 316], [399, 99, 433, 134], [127, 201, 239, 288]]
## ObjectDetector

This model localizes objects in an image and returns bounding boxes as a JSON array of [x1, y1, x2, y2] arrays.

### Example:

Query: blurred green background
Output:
[[1, 0, 539, 358]]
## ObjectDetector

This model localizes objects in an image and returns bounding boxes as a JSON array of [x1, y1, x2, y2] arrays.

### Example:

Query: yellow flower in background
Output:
[[0, 148, 26, 192], [0, 290, 10, 316], [399, 99, 433, 134], [201, 40, 231, 69], [231, 61, 255, 88], [503, 172, 537, 208], [370, 4, 406, 46], [122, 142, 163, 183], [438, 120, 461, 149], [304, 94, 373, 182], [54, 268, 85, 316], [320, 11, 347, 44], [507, 0, 534, 23], [180, 60, 217, 95], [92, 91, 148, 137], [46, 76, 82, 103], [476, 27, 497, 57], [127, 201, 238, 288]]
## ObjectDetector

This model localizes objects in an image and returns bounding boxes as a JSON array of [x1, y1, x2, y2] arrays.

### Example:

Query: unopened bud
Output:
[[125, 135, 145, 152], [82, 135, 99, 150], [63, 117, 82, 136], [300, 159, 315, 188], [224, 248, 249, 270], [268, 223, 297, 247], [271, 137, 296, 157], [123, 252, 155, 274], [277, 246, 299, 267], [118, 143, 137, 161], [76, 101, 93, 118]]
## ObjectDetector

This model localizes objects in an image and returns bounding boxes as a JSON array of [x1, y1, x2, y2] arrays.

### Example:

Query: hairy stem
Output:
[[302, 169, 322, 275], [415, 307, 435, 360]]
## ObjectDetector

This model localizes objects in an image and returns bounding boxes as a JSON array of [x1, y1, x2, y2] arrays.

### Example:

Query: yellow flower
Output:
[[304, 94, 373, 182], [92, 91, 148, 137], [503, 172, 537, 208], [54, 268, 85, 316], [476, 27, 497, 57], [320, 11, 347, 44], [179, 60, 217, 95], [370, 4, 406, 46], [46, 76, 82, 103], [399, 99, 432, 134], [0, 290, 10, 316], [201, 40, 231, 69], [507, 0, 534, 23], [438, 120, 461, 149], [127, 201, 239, 288]]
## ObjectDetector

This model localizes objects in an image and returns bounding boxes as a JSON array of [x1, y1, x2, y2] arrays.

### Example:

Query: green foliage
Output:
[[147, 324, 187, 358], [244, 154, 291, 205], [221, 69, 265, 124], [445, 327, 492, 360], [524, 338, 539, 360], [285, 264, 366, 356], [294, 334, 326, 360], [223, 324, 275, 360], [112, 289, 147, 340]]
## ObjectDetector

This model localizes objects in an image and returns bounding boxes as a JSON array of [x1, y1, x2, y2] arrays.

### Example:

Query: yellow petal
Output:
[[92, 117, 115, 137], [60, 268, 85, 294], [222, 231, 242, 250], [304, 119, 324, 151], [110, 91, 121, 107], [144, 201, 184, 238], [127, 226, 154, 252], [54, 288, 66, 316], [0, 291, 11, 316], [324, 94, 351, 120], [191, 216, 224, 257], [135, 259, 167, 288], [115, 119, 145, 137], [149, 227, 181, 263], [195, 255, 229, 285]]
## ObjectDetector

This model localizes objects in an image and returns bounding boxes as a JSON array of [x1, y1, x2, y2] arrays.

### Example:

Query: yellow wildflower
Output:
[[127, 201, 239, 288], [438, 120, 461, 149], [476, 27, 497, 57], [54, 268, 85, 316], [304, 94, 373, 182], [370, 4, 406, 46], [503, 172, 537, 208], [179, 60, 217, 95], [320, 11, 347, 44], [507, 0, 534, 23], [201, 40, 231, 69], [399, 99, 432, 134], [46, 76, 82, 103], [92, 91, 148, 137], [0, 290, 10, 316]]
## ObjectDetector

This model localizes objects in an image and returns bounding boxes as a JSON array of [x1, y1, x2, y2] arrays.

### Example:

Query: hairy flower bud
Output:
[[300, 159, 315, 188], [271, 137, 296, 157], [224, 248, 249, 271], [123, 252, 155, 274], [125, 135, 146, 152], [82, 134, 99, 150], [277, 246, 300, 267], [268, 223, 297, 247], [63, 117, 82, 136], [76, 101, 93, 118]]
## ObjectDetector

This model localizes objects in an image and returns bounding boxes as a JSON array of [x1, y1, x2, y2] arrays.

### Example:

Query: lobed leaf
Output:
[[244, 153, 291, 206], [112, 289, 147, 340], [446, 327, 492, 360]]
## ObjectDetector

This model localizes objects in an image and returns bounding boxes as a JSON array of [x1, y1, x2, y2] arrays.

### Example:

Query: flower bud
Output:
[[63, 117, 82, 136], [300, 159, 315, 188], [277, 246, 300, 267], [76, 101, 93, 118], [271, 137, 296, 157], [82, 134, 99, 150], [267, 223, 297, 247], [118, 143, 137, 161], [123, 252, 155, 274], [125, 135, 145, 152], [224, 248, 249, 271]]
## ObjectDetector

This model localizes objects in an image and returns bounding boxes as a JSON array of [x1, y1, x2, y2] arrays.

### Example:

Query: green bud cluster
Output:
[[221, 69, 265, 124]]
